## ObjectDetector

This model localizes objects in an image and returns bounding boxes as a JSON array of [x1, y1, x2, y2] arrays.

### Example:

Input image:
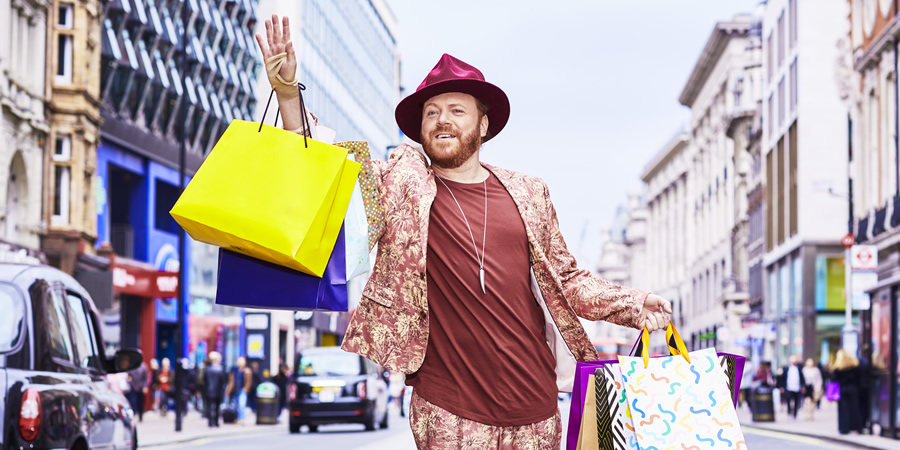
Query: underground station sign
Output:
[[111, 261, 179, 298]]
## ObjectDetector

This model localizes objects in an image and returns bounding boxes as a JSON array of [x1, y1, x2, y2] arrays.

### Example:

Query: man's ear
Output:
[[480, 114, 489, 138]]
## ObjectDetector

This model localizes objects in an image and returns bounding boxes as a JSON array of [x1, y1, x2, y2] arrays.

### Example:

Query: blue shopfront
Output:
[[97, 140, 192, 366]]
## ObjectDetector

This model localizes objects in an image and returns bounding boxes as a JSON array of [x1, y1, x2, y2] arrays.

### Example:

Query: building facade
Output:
[[1, 0, 50, 259], [641, 132, 691, 338], [593, 193, 646, 356], [760, 0, 850, 371], [254, 0, 401, 357], [677, 16, 751, 355], [41, 0, 103, 275], [847, 0, 900, 439]]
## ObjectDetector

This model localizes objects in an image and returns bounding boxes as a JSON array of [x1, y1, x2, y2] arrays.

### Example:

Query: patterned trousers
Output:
[[409, 391, 562, 450]]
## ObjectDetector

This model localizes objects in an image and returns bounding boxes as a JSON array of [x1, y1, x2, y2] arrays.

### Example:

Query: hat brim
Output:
[[395, 79, 510, 144]]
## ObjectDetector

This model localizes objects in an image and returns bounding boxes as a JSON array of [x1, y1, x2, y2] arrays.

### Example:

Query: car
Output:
[[0, 263, 143, 450], [288, 346, 389, 433]]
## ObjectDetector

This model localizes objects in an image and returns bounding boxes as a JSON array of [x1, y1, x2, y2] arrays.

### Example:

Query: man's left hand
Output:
[[640, 294, 673, 332]]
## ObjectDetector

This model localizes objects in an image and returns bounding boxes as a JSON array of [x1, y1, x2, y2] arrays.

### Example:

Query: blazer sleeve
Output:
[[541, 181, 648, 328]]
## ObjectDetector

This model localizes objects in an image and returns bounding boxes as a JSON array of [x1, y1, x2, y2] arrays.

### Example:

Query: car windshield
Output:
[[0, 284, 25, 353], [299, 351, 360, 377]]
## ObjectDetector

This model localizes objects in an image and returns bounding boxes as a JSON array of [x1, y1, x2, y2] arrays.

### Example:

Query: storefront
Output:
[[862, 277, 899, 439]]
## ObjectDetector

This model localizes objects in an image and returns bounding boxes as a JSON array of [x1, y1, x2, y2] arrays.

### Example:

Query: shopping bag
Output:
[[566, 326, 746, 450], [619, 331, 746, 448], [334, 141, 383, 251], [170, 89, 360, 277], [825, 381, 840, 401], [595, 364, 638, 450], [575, 374, 600, 450], [214, 225, 349, 311], [343, 181, 369, 280]]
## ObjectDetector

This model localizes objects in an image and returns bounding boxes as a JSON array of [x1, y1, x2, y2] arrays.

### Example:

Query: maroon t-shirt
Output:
[[405, 173, 558, 426]]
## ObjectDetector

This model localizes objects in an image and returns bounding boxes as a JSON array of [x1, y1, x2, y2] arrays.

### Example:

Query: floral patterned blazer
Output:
[[340, 144, 649, 376]]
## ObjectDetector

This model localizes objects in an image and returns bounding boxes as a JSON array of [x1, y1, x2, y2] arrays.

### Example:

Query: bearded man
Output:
[[256, 15, 672, 449]]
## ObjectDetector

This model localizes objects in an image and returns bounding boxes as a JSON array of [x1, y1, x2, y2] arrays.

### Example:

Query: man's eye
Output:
[[453, 109, 464, 114], [426, 111, 437, 116]]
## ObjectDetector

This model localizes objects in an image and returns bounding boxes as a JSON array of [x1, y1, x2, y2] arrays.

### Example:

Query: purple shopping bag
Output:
[[215, 225, 349, 311], [565, 347, 746, 450]]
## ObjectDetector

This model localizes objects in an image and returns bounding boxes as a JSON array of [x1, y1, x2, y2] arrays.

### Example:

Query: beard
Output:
[[422, 124, 482, 169]]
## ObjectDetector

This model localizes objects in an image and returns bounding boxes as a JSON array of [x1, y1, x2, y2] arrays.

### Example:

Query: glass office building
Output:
[[290, 0, 401, 160]]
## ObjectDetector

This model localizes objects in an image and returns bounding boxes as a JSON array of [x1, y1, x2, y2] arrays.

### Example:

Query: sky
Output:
[[388, 0, 760, 267]]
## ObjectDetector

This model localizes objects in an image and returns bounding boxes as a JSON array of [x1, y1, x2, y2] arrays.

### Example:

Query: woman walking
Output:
[[802, 358, 823, 421], [157, 358, 173, 417], [832, 350, 863, 434]]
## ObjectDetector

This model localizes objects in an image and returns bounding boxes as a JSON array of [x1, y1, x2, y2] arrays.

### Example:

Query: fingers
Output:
[[255, 32, 270, 57], [272, 14, 282, 44], [646, 313, 660, 332], [663, 299, 673, 315], [282, 16, 291, 42], [265, 18, 274, 50], [285, 39, 295, 58]]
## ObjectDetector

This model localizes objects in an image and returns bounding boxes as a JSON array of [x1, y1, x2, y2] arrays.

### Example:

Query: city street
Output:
[[143, 400, 865, 449]]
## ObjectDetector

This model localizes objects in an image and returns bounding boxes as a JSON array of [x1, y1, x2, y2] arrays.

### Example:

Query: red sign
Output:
[[841, 232, 856, 249], [111, 261, 179, 298]]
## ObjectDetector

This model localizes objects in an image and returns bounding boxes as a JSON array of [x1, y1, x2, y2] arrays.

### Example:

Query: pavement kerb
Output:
[[742, 424, 888, 450], [139, 424, 284, 448]]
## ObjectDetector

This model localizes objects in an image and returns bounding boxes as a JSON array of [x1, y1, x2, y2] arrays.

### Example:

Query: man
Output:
[[256, 15, 672, 449], [777, 355, 807, 419], [126, 359, 149, 422], [272, 363, 292, 418], [225, 356, 253, 424], [203, 352, 227, 427]]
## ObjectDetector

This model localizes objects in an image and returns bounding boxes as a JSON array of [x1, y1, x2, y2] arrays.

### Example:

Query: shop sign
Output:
[[111, 262, 179, 298]]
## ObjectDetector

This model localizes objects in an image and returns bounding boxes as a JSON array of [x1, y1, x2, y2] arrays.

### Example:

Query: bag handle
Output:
[[258, 84, 312, 149], [629, 323, 691, 368]]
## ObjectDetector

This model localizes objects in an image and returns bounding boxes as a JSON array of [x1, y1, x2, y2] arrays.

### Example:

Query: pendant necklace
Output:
[[436, 174, 487, 294]]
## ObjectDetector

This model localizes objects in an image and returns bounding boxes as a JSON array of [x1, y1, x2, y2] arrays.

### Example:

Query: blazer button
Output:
[[419, 272, 426, 280], [419, 311, 427, 320]]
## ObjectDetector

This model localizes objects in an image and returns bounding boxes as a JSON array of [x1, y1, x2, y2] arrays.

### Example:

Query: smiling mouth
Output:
[[435, 133, 456, 140]]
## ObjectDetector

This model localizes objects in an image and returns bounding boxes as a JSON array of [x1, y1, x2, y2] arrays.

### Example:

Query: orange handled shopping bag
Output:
[[170, 86, 360, 276]]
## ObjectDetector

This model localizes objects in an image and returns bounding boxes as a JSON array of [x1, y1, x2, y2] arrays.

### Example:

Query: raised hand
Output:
[[255, 14, 297, 88]]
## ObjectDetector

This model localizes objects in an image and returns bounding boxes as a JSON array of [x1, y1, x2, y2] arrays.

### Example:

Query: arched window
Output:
[[5, 152, 28, 242]]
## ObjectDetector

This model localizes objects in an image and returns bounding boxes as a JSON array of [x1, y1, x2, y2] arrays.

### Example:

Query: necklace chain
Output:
[[436, 175, 487, 293]]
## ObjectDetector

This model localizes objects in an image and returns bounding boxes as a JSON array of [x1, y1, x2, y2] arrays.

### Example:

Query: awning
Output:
[[111, 257, 179, 298]]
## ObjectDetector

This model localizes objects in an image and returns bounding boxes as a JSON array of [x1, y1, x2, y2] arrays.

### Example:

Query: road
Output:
[[151, 399, 859, 449]]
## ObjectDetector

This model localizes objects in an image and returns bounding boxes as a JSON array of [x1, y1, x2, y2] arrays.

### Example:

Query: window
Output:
[[789, 0, 797, 49], [54, 134, 71, 161], [777, 137, 785, 245], [778, 78, 785, 127], [66, 293, 101, 371], [887, 74, 898, 196], [789, 121, 798, 236], [57, 33, 73, 83], [0, 283, 26, 354], [767, 33, 773, 82], [58, 3, 74, 29], [766, 149, 773, 251], [768, 94, 774, 139], [790, 59, 798, 114], [45, 288, 74, 364], [52, 165, 71, 226], [778, 12, 785, 68]]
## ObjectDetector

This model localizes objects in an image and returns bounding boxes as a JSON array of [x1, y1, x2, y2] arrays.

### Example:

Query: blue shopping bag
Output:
[[215, 225, 349, 311]]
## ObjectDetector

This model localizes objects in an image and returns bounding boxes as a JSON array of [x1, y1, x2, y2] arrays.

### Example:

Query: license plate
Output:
[[318, 391, 335, 403]]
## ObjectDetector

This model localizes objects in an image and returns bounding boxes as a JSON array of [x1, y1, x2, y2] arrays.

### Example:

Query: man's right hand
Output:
[[255, 14, 296, 84]]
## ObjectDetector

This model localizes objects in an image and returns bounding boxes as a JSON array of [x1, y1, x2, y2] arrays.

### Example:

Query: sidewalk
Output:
[[736, 399, 897, 449], [136, 409, 285, 447]]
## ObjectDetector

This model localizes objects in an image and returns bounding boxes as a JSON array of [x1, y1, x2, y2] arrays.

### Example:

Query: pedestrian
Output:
[[272, 364, 291, 417], [777, 355, 806, 419], [225, 357, 253, 424], [802, 358, 823, 421], [249, 361, 261, 412], [197, 358, 208, 419], [157, 358, 172, 417], [149, 358, 159, 412], [126, 359, 149, 422], [203, 352, 227, 428], [255, 17, 674, 449], [833, 349, 864, 434]]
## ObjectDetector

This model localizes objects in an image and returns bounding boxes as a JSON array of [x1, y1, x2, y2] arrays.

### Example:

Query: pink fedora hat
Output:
[[395, 54, 510, 144]]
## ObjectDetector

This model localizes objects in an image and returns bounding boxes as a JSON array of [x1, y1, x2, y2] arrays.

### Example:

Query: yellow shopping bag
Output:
[[170, 117, 360, 277]]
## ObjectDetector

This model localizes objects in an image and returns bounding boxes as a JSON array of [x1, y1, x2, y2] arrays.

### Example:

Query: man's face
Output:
[[420, 92, 488, 169]]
